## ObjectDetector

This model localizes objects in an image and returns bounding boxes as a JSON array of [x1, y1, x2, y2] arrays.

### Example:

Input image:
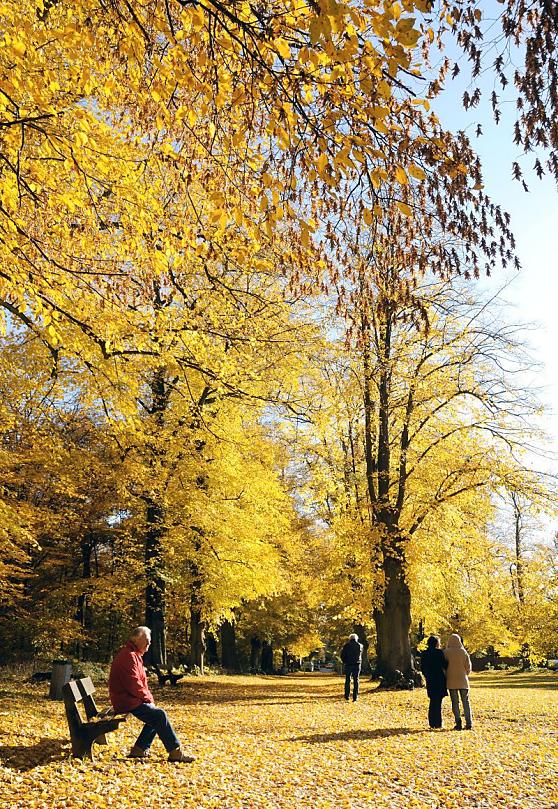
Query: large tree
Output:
[[292, 279, 549, 683]]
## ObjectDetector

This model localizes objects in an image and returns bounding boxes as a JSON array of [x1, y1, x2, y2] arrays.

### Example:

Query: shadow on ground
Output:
[[472, 672, 558, 690], [162, 675, 367, 706], [291, 728, 428, 743], [0, 738, 69, 770]]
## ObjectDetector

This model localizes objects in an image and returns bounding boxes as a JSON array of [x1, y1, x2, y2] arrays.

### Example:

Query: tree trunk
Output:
[[373, 546, 413, 685], [261, 640, 274, 674], [250, 637, 261, 673], [188, 530, 206, 673], [144, 498, 167, 667], [75, 534, 94, 659], [206, 632, 219, 667], [353, 623, 372, 675], [143, 369, 170, 668], [512, 494, 525, 604], [361, 295, 415, 687], [190, 607, 206, 673], [220, 620, 239, 671]]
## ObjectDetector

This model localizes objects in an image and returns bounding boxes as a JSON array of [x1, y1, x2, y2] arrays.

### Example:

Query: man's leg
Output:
[[428, 697, 436, 728], [134, 722, 157, 752], [449, 689, 462, 728], [131, 703, 181, 752], [429, 695, 442, 728], [344, 669, 351, 700], [352, 667, 360, 701], [460, 689, 473, 728]]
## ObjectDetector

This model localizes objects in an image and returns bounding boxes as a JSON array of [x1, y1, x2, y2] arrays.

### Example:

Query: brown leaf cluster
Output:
[[0, 670, 556, 808]]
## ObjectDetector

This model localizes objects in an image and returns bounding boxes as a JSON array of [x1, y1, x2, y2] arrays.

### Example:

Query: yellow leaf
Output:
[[334, 147, 355, 170], [316, 152, 330, 176], [396, 201, 413, 216], [309, 17, 321, 45], [398, 28, 420, 47], [395, 16, 416, 33], [11, 39, 26, 58], [395, 166, 408, 185], [274, 38, 291, 60], [408, 163, 426, 181]]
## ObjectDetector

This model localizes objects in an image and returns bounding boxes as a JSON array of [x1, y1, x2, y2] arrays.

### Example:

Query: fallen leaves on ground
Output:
[[0, 670, 557, 809]]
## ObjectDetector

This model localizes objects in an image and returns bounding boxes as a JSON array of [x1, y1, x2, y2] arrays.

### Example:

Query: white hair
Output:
[[130, 625, 151, 641], [349, 633, 359, 642]]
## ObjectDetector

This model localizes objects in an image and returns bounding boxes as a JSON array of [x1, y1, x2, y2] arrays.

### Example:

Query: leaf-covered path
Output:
[[1, 671, 557, 809]]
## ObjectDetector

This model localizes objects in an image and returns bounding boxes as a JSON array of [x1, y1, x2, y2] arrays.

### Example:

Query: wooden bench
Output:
[[62, 677, 127, 759]]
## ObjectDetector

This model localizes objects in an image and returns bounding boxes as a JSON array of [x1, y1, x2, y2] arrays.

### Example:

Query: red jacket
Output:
[[109, 640, 154, 712]]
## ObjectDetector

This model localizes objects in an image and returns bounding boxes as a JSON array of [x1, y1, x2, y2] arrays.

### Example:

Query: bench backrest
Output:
[[63, 677, 100, 721], [64, 676, 95, 702]]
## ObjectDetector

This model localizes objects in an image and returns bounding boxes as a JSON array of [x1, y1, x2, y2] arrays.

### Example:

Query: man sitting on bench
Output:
[[109, 626, 196, 763]]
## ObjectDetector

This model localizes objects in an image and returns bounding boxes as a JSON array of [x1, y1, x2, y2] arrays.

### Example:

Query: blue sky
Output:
[[431, 32, 558, 457], [425, 17, 558, 545]]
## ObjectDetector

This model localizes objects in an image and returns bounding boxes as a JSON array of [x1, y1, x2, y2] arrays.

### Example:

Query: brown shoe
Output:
[[128, 745, 149, 758], [168, 747, 196, 763]]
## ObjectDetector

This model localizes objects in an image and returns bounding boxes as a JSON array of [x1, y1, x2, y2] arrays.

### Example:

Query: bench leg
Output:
[[70, 732, 95, 760], [66, 716, 125, 759]]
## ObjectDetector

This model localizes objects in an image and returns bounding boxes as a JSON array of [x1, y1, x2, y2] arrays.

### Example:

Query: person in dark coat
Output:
[[420, 635, 448, 729], [340, 633, 363, 702]]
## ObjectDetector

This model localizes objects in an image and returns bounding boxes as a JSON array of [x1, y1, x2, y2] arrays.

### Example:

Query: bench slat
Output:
[[65, 680, 82, 701], [77, 676, 96, 697]]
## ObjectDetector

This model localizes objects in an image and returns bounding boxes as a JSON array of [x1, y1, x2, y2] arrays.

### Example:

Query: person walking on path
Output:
[[444, 633, 473, 730], [109, 626, 196, 762], [420, 635, 448, 729], [340, 633, 363, 702]]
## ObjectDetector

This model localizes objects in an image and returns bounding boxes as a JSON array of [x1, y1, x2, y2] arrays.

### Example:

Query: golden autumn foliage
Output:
[[0, 671, 557, 809], [1, 0, 558, 687], [0, 302, 325, 666], [1, 0, 522, 363]]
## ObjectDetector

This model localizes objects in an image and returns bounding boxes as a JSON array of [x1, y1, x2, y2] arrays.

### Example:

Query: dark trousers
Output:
[[131, 702, 181, 752], [344, 665, 360, 701], [428, 694, 444, 728]]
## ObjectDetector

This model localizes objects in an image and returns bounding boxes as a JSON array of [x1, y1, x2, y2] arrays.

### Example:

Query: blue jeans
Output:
[[344, 665, 360, 701], [449, 689, 472, 727], [131, 702, 181, 752]]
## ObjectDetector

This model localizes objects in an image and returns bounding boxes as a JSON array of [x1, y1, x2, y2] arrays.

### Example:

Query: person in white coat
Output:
[[444, 633, 473, 730]]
